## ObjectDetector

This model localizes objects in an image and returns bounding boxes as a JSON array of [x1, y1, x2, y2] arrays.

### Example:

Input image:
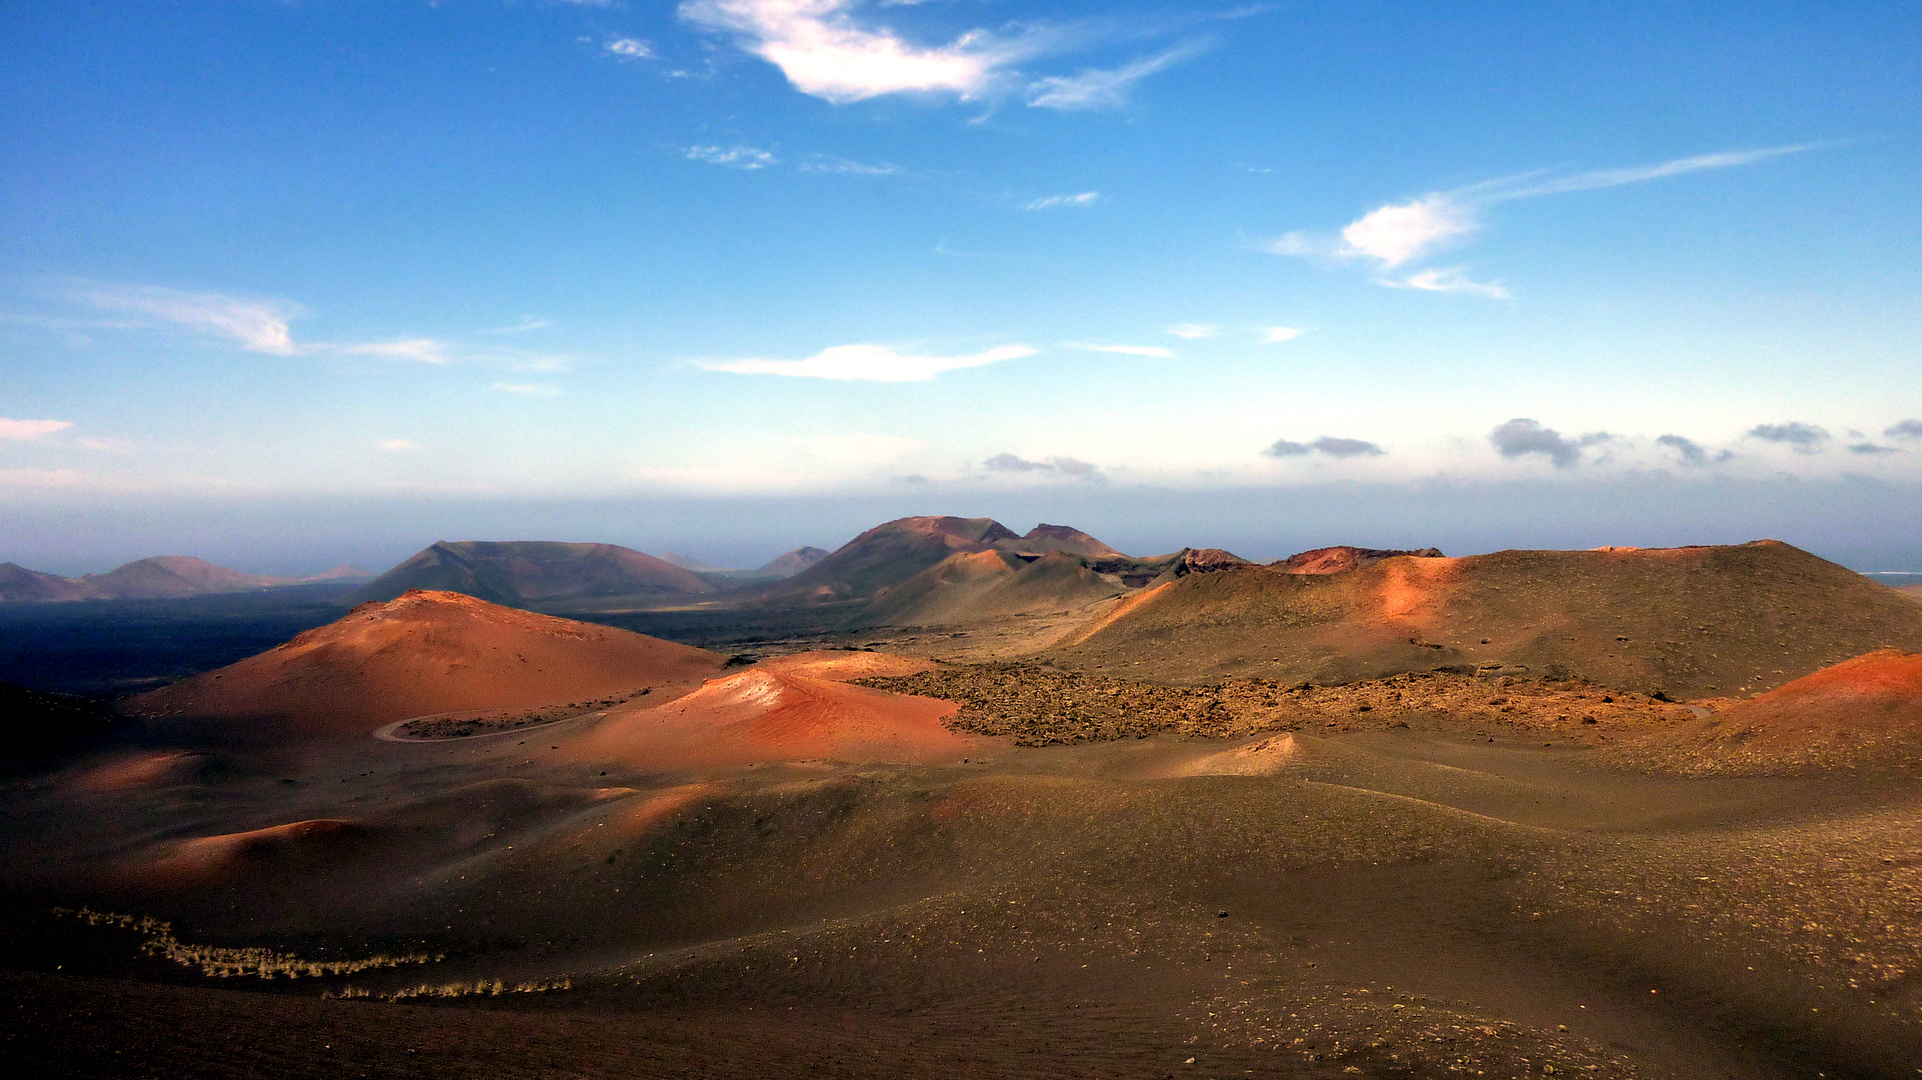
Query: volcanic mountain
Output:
[[1052, 540, 1922, 697], [752, 545, 831, 579], [125, 590, 724, 738], [1275, 545, 1446, 575], [866, 549, 1127, 626], [85, 556, 293, 599], [348, 541, 712, 607], [1, 556, 296, 602], [754, 516, 1128, 610], [1006, 524, 1121, 559], [656, 552, 732, 573], [0, 562, 97, 603]]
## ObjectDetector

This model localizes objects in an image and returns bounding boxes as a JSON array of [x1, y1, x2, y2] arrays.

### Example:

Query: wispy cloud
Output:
[[493, 382, 561, 396], [679, 0, 1051, 104], [1025, 41, 1208, 111], [698, 342, 1035, 382], [798, 154, 902, 176], [1387, 267, 1511, 299], [485, 316, 551, 334], [1261, 326, 1301, 343], [1266, 145, 1821, 297], [1485, 145, 1823, 201], [1885, 419, 1922, 440], [1167, 323, 1218, 339], [68, 283, 301, 354], [50, 280, 510, 368], [337, 338, 451, 365], [680, 1, 1195, 111], [1064, 341, 1174, 358], [379, 438, 422, 453], [685, 144, 777, 169], [0, 418, 73, 441], [605, 38, 653, 59], [1022, 191, 1099, 211]]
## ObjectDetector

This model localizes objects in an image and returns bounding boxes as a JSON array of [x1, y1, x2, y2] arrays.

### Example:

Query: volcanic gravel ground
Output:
[[858, 665, 1696, 747]]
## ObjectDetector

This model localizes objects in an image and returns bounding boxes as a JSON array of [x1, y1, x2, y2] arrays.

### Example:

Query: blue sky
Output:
[[3, 1, 1920, 572]]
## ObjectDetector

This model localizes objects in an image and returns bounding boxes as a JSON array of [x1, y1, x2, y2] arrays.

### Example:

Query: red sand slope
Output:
[[1714, 649, 1922, 744], [568, 668, 979, 770], [143, 819, 367, 884], [126, 590, 724, 737], [1626, 649, 1922, 773]]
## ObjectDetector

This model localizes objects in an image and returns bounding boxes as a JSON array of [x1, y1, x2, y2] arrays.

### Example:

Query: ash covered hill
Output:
[[865, 548, 1127, 626], [755, 517, 1125, 603], [748, 516, 1135, 625], [1052, 540, 1922, 698], [349, 541, 713, 607], [126, 589, 723, 738]]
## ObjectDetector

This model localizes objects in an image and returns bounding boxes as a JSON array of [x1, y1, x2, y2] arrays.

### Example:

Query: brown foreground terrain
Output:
[[4, 560, 1922, 1079]]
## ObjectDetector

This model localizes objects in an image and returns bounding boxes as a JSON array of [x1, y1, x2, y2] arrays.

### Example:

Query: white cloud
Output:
[[983, 452, 1103, 482], [70, 283, 301, 354], [1261, 326, 1301, 343], [679, 0, 1045, 104], [1268, 144, 1819, 296], [1339, 195, 1475, 267], [1261, 231, 1322, 257], [1387, 267, 1511, 300], [1064, 342, 1175, 358], [1022, 191, 1099, 211], [699, 342, 1035, 381], [1166, 323, 1218, 339], [338, 338, 452, 364], [379, 438, 422, 453], [55, 281, 491, 362], [485, 316, 551, 334], [1487, 145, 1821, 201], [0, 418, 73, 441], [606, 38, 653, 59], [1025, 42, 1206, 111], [799, 154, 902, 176], [493, 382, 561, 396], [685, 144, 778, 169]]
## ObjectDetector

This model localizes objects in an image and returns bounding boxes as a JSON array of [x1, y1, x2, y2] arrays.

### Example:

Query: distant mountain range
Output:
[[658, 546, 832, 581], [0, 556, 375, 603], [345, 541, 716, 606]]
